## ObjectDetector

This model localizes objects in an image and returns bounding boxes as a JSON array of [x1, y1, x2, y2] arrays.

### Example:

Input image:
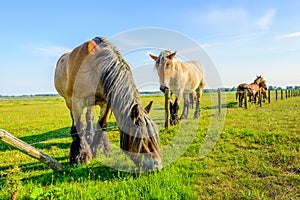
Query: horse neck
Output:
[[102, 61, 149, 133], [172, 59, 182, 71]]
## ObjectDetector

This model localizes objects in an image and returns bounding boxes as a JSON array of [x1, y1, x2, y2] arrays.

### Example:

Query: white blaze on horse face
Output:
[[157, 60, 172, 88]]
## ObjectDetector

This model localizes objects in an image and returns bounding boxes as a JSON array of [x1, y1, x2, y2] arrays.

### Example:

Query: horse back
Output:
[[184, 61, 206, 89], [237, 83, 249, 91]]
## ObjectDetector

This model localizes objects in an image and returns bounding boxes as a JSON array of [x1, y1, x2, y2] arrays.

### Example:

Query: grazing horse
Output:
[[236, 76, 267, 107], [55, 36, 162, 171], [150, 50, 206, 125]]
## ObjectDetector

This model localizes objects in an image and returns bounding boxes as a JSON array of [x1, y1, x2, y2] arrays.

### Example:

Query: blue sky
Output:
[[0, 0, 299, 95]]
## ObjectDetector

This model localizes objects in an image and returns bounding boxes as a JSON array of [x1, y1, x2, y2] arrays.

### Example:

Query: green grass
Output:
[[0, 92, 299, 199]]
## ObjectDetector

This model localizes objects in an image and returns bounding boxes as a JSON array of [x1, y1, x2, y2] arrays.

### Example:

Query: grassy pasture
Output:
[[0, 92, 299, 199]]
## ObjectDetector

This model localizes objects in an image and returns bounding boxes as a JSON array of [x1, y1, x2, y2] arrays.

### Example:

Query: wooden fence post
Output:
[[258, 90, 262, 107], [0, 129, 63, 171], [165, 89, 170, 129], [281, 90, 283, 100], [244, 89, 247, 109], [218, 88, 221, 114], [268, 89, 270, 104], [285, 90, 288, 99], [275, 89, 278, 101]]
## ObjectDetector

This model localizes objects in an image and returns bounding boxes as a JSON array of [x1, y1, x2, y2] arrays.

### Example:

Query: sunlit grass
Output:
[[0, 93, 299, 199]]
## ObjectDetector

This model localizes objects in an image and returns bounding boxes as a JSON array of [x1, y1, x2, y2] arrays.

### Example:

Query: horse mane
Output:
[[95, 37, 160, 153], [252, 76, 263, 85], [156, 50, 172, 64]]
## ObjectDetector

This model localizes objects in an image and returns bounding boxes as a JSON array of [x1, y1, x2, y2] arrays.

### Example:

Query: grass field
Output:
[[0, 92, 299, 199]]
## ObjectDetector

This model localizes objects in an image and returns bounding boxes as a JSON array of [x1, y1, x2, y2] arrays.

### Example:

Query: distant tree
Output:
[[268, 86, 275, 90], [231, 87, 236, 92], [286, 86, 293, 90]]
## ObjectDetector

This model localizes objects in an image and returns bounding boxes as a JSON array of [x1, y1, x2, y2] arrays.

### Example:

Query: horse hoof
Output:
[[70, 151, 92, 165], [194, 113, 200, 119], [180, 116, 187, 120], [170, 119, 179, 125]]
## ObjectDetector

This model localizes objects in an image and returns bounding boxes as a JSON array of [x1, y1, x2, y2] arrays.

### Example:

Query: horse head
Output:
[[254, 75, 267, 90], [150, 50, 177, 93], [120, 103, 162, 171]]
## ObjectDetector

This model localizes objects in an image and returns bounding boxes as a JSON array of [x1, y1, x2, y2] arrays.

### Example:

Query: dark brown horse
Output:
[[55, 36, 162, 171], [236, 76, 267, 107]]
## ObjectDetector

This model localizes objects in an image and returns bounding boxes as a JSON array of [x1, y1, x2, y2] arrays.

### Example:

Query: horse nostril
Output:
[[154, 160, 162, 170], [160, 86, 168, 93]]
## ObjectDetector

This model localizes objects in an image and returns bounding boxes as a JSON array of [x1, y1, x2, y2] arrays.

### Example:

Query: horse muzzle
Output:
[[143, 157, 163, 171], [160, 85, 168, 93]]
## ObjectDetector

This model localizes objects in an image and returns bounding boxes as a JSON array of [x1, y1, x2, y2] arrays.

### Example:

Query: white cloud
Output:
[[277, 32, 300, 39], [256, 8, 276, 30]]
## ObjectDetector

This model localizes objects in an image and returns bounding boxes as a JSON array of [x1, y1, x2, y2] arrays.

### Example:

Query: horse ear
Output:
[[130, 104, 140, 123], [149, 54, 158, 61], [168, 51, 177, 60], [144, 101, 153, 113]]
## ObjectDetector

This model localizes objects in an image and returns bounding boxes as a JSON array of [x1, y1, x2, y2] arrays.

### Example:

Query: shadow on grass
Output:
[[20, 162, 142, 186], [0, 156, 69, 174], [202, 101, 238, 110], [0, 127, 71, 152]]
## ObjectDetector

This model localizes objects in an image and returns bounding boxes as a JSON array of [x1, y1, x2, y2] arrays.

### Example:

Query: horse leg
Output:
[[194, 88, 202, 119], [86, 106, 95, 133], [85, 105, 108, 157], [240, 92, 244, 107], [170, 97, 179, 125], [95, 105, 112, 155], [238, 92, 242, 107], [189, 93, 195, 109], [98, 105, 112, 131], [70, 102, 92, 165], [69, 112, 78, 164], [85, 106, 95, 146], [180, 94, 189, 120]]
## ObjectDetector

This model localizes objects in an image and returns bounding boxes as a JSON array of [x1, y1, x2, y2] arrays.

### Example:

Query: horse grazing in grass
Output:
[[236, 76, 267, 107], [55, 36, 162, 171], [150, 50, 206, 125]]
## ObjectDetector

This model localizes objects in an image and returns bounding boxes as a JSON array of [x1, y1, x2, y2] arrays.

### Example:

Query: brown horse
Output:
[[149, 50, 206, 125], [260, 87, 268, 102], [55, 36, 162, 171], [236, 76, 267, 107]]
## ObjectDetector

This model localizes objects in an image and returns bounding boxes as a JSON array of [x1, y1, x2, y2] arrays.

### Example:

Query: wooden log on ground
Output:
[[0, 129, 63, 171]]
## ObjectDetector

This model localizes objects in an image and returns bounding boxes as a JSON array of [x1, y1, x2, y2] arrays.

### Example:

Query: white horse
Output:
[[150, 50, 206, 124]]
